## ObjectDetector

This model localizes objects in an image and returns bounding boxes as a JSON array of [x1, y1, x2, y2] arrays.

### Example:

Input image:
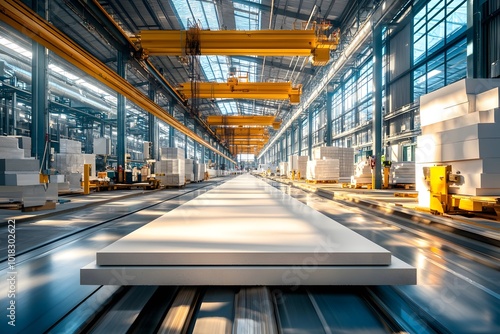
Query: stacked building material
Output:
[[0, 158, 40, 186], [352, 160, 372, 184], [297, 156, 308, 178], [0, 137, 58, 207], [279, 162, 288, 176], [416, 79, 500, 206], [8, 136, 32, 158], [54, 140, 96, 190], [193, 162, 206, 182], [312, 146, 354, 181], [156, 159, 185, 186], [306, 159, 340, 181], [60, 138, 82, 153], [0, 137, 24, 159], [93, 137, 112, 155], [185, 159, 194, 182], [390, 162, 415, 184], [287, 155, 298, 177], [160, 147, 185, 160]]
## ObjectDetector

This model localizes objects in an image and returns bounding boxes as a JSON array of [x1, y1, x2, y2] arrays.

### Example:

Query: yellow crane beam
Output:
[[216, 127, 268, 137], [138, 26, 340, 66], [178, 80, 302, 104], [207, 116, 281, 129], [227, 139, 267, 144], [220, 135, 269, 140], [0, 0, 236, 164]]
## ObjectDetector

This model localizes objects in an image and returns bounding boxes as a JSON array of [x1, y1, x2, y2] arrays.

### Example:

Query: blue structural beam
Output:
[[326, 89, 333, 146], [168, 102, 175, 147], [116, 51, 126, 169], [31, 0, 48, 170], [372, 25, 383, 189], [148, 84, 159, 160], [308, 107, 313, 159]]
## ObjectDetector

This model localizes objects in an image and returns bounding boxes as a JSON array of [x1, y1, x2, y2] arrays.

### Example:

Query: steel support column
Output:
[[116, 51, 127, 169], [297, 120, 302, 155], [193, 122, 198, 161], [326, 90, 333, 146], [168, 102, 175, 147], [467, 0, 484, 78], [148, 84, 159, 161], [290, 123, 295, 155], [31, 40, 48, 169], [11, 91, 17, 135], [308, 107, 313, 160], [184, 117, 188, 158], [372, 24, 383, 189]]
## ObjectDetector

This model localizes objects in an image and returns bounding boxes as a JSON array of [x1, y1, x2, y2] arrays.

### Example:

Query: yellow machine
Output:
[[424, 165, 500, 219]]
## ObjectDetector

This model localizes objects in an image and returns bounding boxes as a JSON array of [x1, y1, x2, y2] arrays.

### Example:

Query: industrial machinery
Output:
[[423, 165, 500, 219]]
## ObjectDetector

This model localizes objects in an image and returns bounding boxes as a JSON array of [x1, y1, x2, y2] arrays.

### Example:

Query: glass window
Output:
[[446, 1, 467, 41], [446, 39, 467, 84]]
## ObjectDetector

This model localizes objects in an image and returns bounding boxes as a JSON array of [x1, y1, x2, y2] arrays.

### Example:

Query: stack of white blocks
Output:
[[312, 146, 354, 181], [0, 158, 40, 186], [390, 162, 415, 184], [287, 156, 297, 177], [416, 79, 500, 206], [0, 137, 24, 159], [352, 160, 372, 184], [185, 159, 194, 183], [193, 163, 206, 182], [54, 139, 96, 190], [286, 155, 308, 178], [306, 159, 340, 181], [8, 136, 31, 158], [0, 137, 58, 207], [161, 147, 185, 160], [157, 159, 185, 186], [279, 162, 288, 176]]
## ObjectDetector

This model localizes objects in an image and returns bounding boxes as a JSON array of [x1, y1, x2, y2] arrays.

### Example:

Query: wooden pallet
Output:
[[306, 179, 338, 184], [394, 192, 418, 198], [342, 183, 372, 189], [391, 183, 415, 190]]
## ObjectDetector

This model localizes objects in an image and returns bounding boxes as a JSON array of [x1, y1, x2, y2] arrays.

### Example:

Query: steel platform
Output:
[[82, 174, 416, 285]]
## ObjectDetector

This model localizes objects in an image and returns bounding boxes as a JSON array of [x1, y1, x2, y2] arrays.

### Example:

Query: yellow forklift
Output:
[[423, 165, 500, 220]]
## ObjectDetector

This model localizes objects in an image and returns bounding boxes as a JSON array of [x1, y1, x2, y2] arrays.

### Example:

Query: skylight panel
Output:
[[217, 100, 238, 115], [171, 0, 219, 29]]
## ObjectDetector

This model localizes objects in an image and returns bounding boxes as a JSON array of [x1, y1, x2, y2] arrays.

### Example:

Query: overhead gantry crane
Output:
[[136, 23, 339, 156], [207, 116, 279, 156], [137, 23, 340, 66], [178, 76, 302, 104]]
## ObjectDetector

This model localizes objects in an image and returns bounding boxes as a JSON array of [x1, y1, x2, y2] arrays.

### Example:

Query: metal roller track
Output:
[[49, 286, 419, 334]]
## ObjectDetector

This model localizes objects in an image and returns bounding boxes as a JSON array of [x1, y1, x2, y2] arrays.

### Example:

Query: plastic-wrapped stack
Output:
[[416, 79, 500, 206], [60, 138, 82, 153], [156, 159, 185, 186], [312, 146, 354, 181], [161, 147, 185, 160], [193, 163, 206, 182], [279, 162, 288, 176], [306, 159, 340, 181], [352, 160, 372, 184], [185, 159, 194, 183], [288, 155, 307, 178], [390, 162, 415, 184]]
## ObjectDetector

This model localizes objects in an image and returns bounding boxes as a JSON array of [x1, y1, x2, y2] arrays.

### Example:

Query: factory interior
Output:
[[0, 0, 499, 333]]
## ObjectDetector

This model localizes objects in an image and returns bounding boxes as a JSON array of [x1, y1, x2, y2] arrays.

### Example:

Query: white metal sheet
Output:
[[96, 174, 392, 266], [81, 256, 416, 286]]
